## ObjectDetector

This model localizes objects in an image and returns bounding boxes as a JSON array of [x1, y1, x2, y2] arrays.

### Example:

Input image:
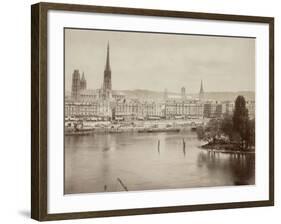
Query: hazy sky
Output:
[[65, 28, 255, 93]]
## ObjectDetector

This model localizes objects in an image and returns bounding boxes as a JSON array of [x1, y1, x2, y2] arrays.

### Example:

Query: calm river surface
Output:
[[65, 130, 255, 194]]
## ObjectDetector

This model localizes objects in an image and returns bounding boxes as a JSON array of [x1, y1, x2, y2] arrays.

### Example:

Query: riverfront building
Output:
[[65, 99, 254, 120], [165, 101, 204, 119]]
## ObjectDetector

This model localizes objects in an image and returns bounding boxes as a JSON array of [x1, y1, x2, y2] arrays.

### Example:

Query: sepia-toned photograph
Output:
[[64, 28, 255, 195]]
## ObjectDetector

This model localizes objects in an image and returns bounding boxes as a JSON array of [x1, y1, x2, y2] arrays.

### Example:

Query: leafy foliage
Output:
[[233, 96, 249, 145], [197, 95, 255, 150]]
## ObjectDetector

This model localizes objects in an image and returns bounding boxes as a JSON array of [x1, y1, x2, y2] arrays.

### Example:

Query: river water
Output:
[[64, 130, 255, 194]]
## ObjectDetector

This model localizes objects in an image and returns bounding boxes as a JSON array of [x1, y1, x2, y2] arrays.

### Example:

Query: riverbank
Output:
[[65, 126, 182, 135], [201, 141, 255, 154], [65, 119, 204, 135]]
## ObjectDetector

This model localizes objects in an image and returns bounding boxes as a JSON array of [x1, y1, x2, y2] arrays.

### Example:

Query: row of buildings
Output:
[[65, 99, 255, 120], [65, 42, 255, 121]]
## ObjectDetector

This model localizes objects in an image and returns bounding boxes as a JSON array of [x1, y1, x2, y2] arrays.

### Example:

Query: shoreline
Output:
[[65, 126, 189, 136], [200, 142, 255, 154], [65, 120, 202, 136]]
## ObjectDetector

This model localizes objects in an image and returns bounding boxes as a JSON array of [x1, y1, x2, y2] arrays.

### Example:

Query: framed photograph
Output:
[[31, 2, 274, 221]]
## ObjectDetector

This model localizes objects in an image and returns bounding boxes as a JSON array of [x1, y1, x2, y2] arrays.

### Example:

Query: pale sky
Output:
[[65, 28, 255, 93]]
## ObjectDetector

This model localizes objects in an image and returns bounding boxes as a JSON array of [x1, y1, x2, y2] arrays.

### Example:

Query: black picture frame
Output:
[[31, 2, 274, 221]]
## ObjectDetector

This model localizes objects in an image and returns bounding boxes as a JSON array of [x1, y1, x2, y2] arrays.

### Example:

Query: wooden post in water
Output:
[[182, 138, 186, 156], [158, 139, 160, 154], [117, 178, 128, 191]]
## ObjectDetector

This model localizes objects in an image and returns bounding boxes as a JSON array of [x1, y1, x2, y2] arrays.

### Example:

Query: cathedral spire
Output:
[[200, 80, 204, 94], [103, 42, 112, 99], [81, 72, 85, 80], [80, 71, 87, 90], [199, 80, 204, 101], [105, 41, 111, 71]]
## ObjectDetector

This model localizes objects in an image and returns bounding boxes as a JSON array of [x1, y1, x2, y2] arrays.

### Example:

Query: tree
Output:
[[246, 118, 255, 149], [232, 96, 249, 149], [203, 119, 222, 143], [221, 114, 234, 140]]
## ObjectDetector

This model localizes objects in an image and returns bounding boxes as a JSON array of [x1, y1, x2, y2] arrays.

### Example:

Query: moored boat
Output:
[[138, 127, 180, 133], [65, 126, 95, 136]]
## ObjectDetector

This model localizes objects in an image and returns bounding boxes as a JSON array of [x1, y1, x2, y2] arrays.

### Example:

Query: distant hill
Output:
[[66, 88, 255, 102], [120, 89, 169, 100], [119, 89, 255, 102], [190, 91, 255, 101]]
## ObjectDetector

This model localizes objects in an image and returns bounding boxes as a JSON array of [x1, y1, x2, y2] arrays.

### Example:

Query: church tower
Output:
[[71, 69, 81, 101], [199, 80, 204, 101], [80, 72, 87, 90], [103, 42, 112, 99], [181, 87, 186, 100]]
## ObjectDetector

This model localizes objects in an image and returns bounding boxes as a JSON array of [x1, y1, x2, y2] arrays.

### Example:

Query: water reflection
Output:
[[197, 151, 255, 185], [65, 130, 255, 194]]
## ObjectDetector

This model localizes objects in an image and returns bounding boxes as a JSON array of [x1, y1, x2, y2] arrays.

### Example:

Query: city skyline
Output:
[[65, 28, 255, 93]]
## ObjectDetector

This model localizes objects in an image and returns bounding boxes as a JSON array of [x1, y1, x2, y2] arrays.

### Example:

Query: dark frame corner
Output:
[[31, 2, 274, 221]]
